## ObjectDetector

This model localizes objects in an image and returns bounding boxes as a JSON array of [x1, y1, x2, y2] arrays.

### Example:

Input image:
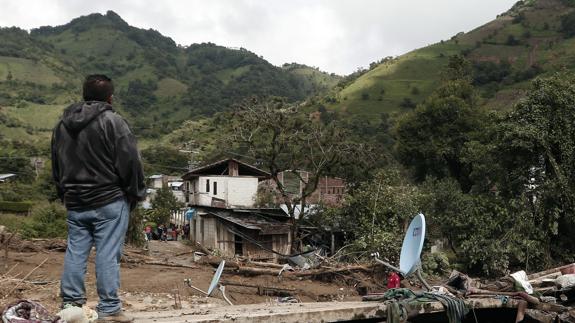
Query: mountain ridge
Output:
[[0, 10, 341, 144]]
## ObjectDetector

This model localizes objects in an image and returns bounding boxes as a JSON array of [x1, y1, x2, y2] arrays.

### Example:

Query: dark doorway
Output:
[[234, 235, 243, 256]]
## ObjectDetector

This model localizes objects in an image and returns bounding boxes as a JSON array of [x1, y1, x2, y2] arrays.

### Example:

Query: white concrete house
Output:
[[181, 158, 269, 209]]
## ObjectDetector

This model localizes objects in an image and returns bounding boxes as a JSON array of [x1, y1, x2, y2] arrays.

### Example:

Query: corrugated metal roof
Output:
[[207, 209, 291, 235]]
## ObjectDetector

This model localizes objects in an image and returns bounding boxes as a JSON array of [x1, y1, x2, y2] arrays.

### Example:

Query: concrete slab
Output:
[[130, 298, 522, 323]]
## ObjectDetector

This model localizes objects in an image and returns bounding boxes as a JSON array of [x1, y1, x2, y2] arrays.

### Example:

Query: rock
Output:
[[556, 274, 575, 289]]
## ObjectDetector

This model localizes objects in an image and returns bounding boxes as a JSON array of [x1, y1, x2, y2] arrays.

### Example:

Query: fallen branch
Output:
[[141, 261, 198, 269], [223, 264, 375, 278], [527, 264, 575, 280], [175, 251, 196, 257], [2, 257, 48, 299], [243, 261, 287, 269]]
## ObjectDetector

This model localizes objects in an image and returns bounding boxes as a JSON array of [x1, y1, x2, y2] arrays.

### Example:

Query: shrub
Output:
[[0, 201, 33, 213], [20, 202, 67, 239]]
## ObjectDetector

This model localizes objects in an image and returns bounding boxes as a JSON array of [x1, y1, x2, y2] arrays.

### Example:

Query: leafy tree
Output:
[[490, 73, 575, 260], [120, 79, 158, 114], [561, 10, 575, 38], [422, 178, 543, 276], [149, 186, 183, 225], [141, 145, 189, 175], [441, 55, 472, 82], [472, 61, 512, 85], [395, 69, 483, 190], [317, 167, 422, 261], [399, 97, 416, 109]]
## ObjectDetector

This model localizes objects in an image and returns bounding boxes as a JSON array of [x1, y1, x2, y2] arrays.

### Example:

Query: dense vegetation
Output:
[[315, 60, 575, 276]]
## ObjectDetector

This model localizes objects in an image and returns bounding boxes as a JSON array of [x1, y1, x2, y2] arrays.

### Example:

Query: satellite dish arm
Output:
[[415, 264, 432, 291], [372, 255, 403, 275]]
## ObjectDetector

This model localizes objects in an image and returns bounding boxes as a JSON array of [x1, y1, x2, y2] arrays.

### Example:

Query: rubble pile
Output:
[[364, 263, 575, 322]]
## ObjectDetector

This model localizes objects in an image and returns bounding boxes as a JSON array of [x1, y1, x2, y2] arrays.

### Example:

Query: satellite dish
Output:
[[372, 213, 431, 290], [207, 260, 226, 296], [399, 213, 426, 276]]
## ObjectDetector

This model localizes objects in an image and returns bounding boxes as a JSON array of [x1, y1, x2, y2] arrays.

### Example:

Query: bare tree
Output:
[[230, 98, 362, 251]]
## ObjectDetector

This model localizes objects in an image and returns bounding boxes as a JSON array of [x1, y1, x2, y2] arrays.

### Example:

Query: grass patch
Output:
[[155, 77, 188, 97], [4, 103, 65, 130]]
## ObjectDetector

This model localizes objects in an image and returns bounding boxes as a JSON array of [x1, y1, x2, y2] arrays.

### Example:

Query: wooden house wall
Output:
[[216, 220, 235, 258], [190, 213, 291, 262]]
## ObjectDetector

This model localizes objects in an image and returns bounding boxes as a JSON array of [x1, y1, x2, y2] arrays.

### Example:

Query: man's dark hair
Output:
[[83, 74, 114, 102]]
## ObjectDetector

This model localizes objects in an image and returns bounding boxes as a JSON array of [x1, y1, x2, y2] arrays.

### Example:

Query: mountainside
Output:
[[323, 0, 575, 118], [0, 11, 340, 143]]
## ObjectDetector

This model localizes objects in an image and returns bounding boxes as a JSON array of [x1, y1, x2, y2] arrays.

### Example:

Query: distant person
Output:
[[52, 74, 145, 322], [183, 223, 190, 240], [161, 224, 168, 242], [172, 226, 178, 241], [157, 224, 164, 240], [145, 225, 152, 241]]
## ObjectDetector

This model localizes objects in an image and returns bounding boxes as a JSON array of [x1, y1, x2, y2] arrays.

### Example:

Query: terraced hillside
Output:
[[325, 0, 575, 117]]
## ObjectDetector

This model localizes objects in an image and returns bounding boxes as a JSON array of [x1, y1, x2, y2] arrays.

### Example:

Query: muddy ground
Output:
[[0, 240, 365, 314]]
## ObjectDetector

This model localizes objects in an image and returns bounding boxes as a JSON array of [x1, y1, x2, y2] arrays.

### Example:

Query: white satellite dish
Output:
[[399, 213, 426, 276], [184, 260, 233, 305], [207, 260, 226, 296], [373, 213, 430, 290]]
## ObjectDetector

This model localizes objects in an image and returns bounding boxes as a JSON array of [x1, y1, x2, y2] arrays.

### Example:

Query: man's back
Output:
[[52, 101, 145, 210]]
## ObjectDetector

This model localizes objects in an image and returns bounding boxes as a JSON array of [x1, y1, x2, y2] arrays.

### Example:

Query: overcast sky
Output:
[[0, 0, 517, 75]]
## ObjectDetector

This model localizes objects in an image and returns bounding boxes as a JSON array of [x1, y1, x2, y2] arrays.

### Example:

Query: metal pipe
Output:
[[219, 285, 234, 305], [416, 267, 432, 291], [373, 257, 402, 274], [184, 279, 208, 296]]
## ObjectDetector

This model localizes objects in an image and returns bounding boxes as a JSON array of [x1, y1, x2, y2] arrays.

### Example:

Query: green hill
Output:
[[324, 0, 575, 117], [0, 10, 340, 146]]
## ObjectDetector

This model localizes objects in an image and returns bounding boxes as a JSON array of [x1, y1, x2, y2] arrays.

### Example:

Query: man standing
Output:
[[52, 75, 145, 322]]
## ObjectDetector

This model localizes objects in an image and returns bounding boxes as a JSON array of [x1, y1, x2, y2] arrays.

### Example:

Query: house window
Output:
[[213, 181, 218, 195], [206, 179, 210, 193]]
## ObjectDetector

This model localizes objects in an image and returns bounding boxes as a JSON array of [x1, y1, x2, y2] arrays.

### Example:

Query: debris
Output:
[[57, 306, 98, 323], [528, 263, 575, 280], [511, 270, 534, 294], [556, 274, 575, 290], [277, 296, 299, 303], [172, 284, 182, 310], [220, 280, 296, 296], [2, 299, 63, 323]]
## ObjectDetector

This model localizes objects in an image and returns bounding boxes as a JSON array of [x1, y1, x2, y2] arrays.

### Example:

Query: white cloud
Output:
[[0, 0, 517, 74]]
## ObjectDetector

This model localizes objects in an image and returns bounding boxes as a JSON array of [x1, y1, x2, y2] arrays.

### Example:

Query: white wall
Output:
[[226, 177, 258, 208], [186, 176, 258, 208]]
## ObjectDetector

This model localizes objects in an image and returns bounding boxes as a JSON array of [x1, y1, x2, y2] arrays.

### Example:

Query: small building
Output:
[[259, 171, 346, 209], [168, 181, 186, 203], [0, 174, 17, 183], [182, 159, 292, 261]]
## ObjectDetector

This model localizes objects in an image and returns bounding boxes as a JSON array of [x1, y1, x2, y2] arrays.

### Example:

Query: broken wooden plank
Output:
[[527, 264, 575, 280]]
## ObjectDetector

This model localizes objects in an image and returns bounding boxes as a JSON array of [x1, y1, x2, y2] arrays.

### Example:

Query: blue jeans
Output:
[[61, 198, 129, 315]]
